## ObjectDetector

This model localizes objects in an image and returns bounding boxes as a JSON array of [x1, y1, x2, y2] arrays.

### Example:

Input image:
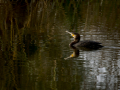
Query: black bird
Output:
[[66, 31, 103, 49]]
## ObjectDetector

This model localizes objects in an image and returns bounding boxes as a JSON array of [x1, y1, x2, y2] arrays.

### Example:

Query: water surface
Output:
[[0, 0, 120, 90]]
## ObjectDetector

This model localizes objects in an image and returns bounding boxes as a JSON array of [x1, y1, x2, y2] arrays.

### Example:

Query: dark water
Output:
[[0, 0, 120, 90]]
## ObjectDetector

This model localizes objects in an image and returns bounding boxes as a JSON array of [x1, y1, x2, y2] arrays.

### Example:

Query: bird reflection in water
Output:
[[64, 46, 79, 60]]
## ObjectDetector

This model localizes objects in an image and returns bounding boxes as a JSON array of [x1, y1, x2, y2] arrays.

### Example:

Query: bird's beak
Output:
[[66, 31, 75, 38]]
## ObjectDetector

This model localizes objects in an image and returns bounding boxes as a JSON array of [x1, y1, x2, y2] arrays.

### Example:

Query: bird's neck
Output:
[[70, 39, 79, 47]]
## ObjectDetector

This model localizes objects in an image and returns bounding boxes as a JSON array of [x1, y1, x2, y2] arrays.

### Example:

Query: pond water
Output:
[[0, 0, 120, 90]]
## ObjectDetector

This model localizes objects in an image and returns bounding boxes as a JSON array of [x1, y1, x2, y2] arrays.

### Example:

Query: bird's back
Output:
[[74, 40, 103, 49]]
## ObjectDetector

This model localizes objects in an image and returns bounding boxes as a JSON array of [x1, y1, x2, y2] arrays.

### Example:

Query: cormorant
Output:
[[66, 31, 103, 49]]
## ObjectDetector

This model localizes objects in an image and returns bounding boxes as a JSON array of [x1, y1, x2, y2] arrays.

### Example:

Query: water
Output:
[[0, 0, 120, 90]]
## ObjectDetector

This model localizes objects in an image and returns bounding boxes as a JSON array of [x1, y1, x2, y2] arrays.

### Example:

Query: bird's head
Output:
[[66, 31, 80, 40]]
